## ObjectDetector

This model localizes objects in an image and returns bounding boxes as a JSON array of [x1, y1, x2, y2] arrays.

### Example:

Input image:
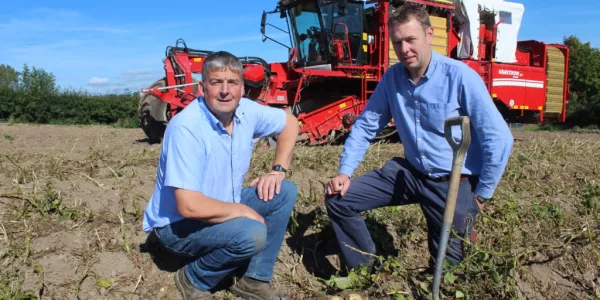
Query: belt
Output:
[[427, 174, 474, 182]]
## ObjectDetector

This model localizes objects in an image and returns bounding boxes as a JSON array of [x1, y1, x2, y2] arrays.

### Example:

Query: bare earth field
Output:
[[0, 123, 599, 299]]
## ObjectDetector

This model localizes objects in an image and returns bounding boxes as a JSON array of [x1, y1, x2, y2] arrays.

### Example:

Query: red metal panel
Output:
[[514, 49, 531, 66], [491, 63, 546, 111], [297, 95, 366, 144]]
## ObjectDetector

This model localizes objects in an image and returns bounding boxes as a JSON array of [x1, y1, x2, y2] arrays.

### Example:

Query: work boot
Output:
[[229, 276, 290, 300], [173, 268, 213, 300]]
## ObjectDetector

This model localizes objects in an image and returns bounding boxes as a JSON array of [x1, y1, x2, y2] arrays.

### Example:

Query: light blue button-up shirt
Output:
[[340, 50, 514, 199], [142, 97, 286, 232]]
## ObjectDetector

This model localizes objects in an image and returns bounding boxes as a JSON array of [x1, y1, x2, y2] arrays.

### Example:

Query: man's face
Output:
[[390, 17, 433, 72], [201, 68, 244, 120]]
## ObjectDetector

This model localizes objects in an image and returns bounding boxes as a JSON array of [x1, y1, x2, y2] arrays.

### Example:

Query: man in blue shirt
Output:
[[142, 51, 299, 300], [325, 4, 514, 272]]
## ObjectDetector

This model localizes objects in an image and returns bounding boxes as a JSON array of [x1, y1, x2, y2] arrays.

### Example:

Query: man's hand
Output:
[[250, 171, 286, 201], [326, 174, 351, 196], [474, 194, 487, 212], [476, 199, 485, 212], [235, 203, 265, 225]]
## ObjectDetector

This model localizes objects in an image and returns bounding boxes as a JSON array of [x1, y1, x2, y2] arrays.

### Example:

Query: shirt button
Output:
[[421, 155, 425, 159], [418, 138, 422, 141], [417, 119, 420, 123]]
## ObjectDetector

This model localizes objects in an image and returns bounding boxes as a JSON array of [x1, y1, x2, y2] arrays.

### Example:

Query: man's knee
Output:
[[325, 193, 354, 218], [229, 219, 267, 257]]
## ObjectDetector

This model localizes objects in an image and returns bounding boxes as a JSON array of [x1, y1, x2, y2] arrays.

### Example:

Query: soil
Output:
[[0, 123, 598, 300]]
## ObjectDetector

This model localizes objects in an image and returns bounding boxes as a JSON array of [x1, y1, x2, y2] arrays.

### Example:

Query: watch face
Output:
[[272, 165, 286, 172]]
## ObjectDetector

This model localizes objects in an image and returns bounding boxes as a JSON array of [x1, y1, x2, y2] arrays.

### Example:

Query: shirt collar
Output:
[[197, 97, 244, 130], [424, 49, 440, 79], [402, 49, 438, 81]]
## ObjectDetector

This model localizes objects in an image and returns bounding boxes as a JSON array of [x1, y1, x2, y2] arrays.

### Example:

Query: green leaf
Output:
[[456, 290, 465, 298], [332, 276, 353, 290], [348, 271, 358, 281], [395, 295, 406, 300], [491, 270, 502, 283], [96, 278, 112, 288], [444, 272, 456, 284]]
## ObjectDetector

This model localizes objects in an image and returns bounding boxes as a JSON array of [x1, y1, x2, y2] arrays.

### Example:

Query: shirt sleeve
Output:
[[163, 125, 205, 192], [459, 66, 514, 199], [339, 73, 392, 177], [246, 100, 287, 139]]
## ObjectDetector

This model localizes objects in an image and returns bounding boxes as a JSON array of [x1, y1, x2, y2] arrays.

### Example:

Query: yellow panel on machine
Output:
[[388, 15, 448, 67], [545, 47, 566, 114]]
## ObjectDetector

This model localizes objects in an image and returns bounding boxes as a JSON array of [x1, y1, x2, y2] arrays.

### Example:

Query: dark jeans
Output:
[[326, 158, 480, 270], [154, 180, 298, 291]]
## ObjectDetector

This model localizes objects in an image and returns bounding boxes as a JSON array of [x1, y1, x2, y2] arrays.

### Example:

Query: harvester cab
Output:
[[262, 0, 370, 68]]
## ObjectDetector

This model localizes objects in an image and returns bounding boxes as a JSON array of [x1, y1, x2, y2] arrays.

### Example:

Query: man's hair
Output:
[[201, 51, 244, 82], [389, 3, 432, 31]]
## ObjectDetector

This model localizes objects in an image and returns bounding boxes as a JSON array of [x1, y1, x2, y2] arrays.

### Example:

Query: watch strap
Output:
[[272, 165, 287, 173], [475, 194, 490, 203]]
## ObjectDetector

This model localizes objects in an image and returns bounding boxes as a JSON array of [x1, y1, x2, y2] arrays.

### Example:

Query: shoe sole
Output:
[[174, 271, 189, 300], [229, 285, 269, 300]]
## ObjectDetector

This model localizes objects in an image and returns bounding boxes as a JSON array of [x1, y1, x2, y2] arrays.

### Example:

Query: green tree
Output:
[[0, 64, 19, 89], [564, 35, 600, 127], [18, 64, 58, 95]]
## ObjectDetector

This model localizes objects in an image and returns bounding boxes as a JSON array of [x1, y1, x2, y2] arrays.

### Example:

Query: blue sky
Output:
[[1, 0, 598, 94]]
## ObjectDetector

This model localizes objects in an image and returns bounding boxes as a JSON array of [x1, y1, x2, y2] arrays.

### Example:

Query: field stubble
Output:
[[0, 123, 599, 299]]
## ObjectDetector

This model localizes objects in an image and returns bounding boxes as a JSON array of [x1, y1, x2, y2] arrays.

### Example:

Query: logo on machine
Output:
[[498, 69, 522, 77]]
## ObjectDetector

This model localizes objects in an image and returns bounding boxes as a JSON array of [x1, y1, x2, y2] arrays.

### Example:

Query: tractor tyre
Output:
[[139, 78, 169, 144], [374, 126, 398, 140]]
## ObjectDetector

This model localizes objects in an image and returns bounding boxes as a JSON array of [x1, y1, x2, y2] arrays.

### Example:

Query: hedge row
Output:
[[0, 87, 140, 127]]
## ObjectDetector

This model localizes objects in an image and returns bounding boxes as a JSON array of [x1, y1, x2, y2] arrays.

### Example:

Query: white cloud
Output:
[[0, 7, 129, 35], [121, 68, 155, 76], [203, 33, 288, 47], [31, 8, 82, 19], [88, 77, 110, 86]]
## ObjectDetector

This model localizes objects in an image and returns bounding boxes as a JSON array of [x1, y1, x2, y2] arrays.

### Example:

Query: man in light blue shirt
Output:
[[325, 4, 514, 272], [142, 51, 299, 300]]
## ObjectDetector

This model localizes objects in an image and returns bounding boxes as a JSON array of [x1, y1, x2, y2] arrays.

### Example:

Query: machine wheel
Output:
[[374, 126, 398, 140], [138, 78, 201, 143], [139, 79, 169, 144]]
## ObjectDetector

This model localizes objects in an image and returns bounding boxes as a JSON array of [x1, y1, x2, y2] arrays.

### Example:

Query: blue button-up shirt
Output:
[[340, 51, 514, 199], [142, 97, 286, 232]]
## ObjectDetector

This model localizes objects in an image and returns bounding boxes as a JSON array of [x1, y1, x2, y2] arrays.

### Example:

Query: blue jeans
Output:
[[326, 158, 480, 270], [154, 180, 298, 291]]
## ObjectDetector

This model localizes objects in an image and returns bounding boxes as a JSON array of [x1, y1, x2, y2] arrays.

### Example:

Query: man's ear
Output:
[[427, 26, 434, 45], [198, 81, 205, 97]]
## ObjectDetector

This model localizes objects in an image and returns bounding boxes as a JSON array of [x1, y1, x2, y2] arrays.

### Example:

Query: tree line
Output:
[[0, 35, 598, 128], [0, 64, 139, 127], [563, 36, 600, 127]]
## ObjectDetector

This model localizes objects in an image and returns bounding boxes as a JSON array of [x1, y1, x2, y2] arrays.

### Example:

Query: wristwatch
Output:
[[271, 165, 287, 174], [474, 193, 490, 203]]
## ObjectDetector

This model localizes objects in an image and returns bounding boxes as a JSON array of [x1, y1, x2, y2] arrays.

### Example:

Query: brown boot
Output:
[[173, 268, 213, 300], [229, 276, 289, 300]]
